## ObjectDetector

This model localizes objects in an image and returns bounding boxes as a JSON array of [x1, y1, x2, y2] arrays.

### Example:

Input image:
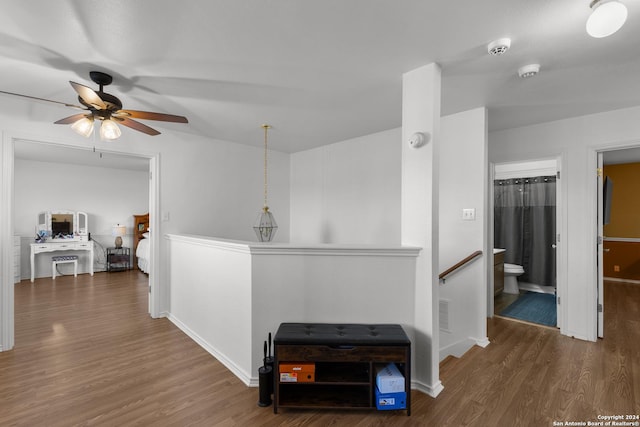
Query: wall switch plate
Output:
[[462, 208, 476, 221]]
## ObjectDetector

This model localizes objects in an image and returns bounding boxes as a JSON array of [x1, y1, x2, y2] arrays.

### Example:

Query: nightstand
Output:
[[107, 247, 130, 272]]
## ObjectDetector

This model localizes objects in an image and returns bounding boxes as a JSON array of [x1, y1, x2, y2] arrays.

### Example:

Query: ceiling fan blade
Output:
[[115, 117, 161, 136], [70, 81, 106, 110], [116, 109, 188, 123], [54, 113, 90, 125], [0, 90, 86, 110]]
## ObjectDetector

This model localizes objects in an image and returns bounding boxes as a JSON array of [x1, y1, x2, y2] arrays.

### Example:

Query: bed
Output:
[[133, 213, 150, 274]]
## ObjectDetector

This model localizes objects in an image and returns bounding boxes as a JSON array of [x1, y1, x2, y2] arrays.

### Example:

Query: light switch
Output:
[[462, 208, 476, 221]]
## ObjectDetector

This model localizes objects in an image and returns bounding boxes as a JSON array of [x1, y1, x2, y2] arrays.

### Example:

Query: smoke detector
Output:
[[518, 64, 540, 78], [487, 38, 511, 56]]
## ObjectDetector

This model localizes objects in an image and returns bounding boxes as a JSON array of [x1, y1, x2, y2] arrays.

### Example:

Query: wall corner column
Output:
[[401, 63, 442, 397], [0, 133, 15, 351]]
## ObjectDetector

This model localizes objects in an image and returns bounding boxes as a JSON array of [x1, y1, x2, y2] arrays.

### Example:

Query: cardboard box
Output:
[[375, 363, 405, 393], [279, 362, 315, 382], [375, 386, 407, 410]]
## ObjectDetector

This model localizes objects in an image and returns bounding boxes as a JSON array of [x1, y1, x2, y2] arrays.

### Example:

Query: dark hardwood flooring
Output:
[[0, 273, 638, 426]]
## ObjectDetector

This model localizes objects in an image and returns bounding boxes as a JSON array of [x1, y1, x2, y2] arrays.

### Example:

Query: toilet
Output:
[[503, 263, 525, 294]]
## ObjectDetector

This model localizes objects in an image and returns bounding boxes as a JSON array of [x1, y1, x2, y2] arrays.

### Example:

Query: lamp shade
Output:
[[586, 0, 628, 38], [71, 116, 95, 137], [100, 119, 122, 140], [112, 225, 126, 237]]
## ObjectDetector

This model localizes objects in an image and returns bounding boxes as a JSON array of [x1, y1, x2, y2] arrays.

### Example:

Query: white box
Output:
[[375, 363, 405, 393]]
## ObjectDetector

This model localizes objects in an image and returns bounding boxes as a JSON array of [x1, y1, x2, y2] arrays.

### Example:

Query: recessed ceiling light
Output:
[[518, 64, 540, 78], [487, 38, 511, 56]]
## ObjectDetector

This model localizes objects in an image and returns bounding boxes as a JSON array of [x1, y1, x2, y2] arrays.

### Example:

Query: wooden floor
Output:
[[1, 273, 638, 426]]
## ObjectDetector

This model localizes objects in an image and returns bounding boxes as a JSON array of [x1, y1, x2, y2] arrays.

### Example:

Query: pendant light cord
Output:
[[262, 124, 270, 210]]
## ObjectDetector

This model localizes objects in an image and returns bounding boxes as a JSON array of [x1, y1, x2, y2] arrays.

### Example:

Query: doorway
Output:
[[492, 159, 560, 327], [596, 146, 640, 338], [1, 135, 160, 351]]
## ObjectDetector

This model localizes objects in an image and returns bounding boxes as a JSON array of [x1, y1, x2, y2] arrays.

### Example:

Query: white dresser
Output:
[[14, 236, 21, 283]]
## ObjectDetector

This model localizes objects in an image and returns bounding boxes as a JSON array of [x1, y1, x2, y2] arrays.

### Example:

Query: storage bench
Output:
[[273, 323, 411, 415]]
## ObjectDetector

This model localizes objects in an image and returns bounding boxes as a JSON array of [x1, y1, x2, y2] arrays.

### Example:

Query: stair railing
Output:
[[439, 250, 483, 284]]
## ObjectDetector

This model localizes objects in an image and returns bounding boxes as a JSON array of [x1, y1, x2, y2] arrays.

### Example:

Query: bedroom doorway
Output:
[[595, 145, 640, 339], [1, 135, 160, 351]]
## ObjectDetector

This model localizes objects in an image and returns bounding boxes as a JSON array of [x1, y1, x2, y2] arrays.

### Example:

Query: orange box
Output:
[[279, 362, 315, 382]]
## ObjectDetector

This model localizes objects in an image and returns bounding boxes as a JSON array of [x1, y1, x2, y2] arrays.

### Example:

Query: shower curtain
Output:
[[494, 175, 556, 287]]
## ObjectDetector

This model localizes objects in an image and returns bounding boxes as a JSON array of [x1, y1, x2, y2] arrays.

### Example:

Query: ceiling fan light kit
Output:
[[71, 116, 94, 137], [100, 118, 122, 140], [1, 70, 188, 141], [586, 0, 628, 38]]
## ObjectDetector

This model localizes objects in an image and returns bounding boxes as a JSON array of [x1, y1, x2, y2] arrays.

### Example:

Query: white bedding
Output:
[[136, 238, 150, 274]]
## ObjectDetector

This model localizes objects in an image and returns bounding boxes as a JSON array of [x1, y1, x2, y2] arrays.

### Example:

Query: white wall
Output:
[[438, 108, 488, 360], [167, 236, 253, 383], [14, 158, 148, 278], [489, 104, 640, 341], [157, 133, 290, 244], [290, 128, 401, 244]]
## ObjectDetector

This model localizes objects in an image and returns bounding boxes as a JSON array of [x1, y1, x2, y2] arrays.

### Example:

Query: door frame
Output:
[[596, 152, 604, 338], [0, 131, 161, 351], [488, 156, 565, 331], [592, 141, 640, 339]]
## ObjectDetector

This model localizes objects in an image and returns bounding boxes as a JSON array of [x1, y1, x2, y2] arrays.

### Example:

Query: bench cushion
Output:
[[274, 323, 410, 346], [52, 255, 78, 261]]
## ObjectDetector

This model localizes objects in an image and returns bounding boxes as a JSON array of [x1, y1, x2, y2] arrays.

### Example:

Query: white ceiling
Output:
[[1, 0, 640, 155]]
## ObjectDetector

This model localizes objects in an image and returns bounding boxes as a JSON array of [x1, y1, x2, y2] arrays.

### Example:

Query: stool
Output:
[[52, 255, 78, 279]]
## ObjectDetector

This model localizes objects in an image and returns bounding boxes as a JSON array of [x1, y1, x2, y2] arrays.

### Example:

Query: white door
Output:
[[596, 153, 604, 338]]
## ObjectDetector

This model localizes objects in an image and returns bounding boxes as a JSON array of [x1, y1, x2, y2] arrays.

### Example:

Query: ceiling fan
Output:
[[0, 71, 188, 140]]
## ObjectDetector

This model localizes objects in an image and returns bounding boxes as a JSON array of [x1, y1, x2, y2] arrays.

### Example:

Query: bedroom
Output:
[[13, 140, 150, 282]]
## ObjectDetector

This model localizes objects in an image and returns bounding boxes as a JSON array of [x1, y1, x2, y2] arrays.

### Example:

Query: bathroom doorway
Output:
[[492, 159, 559, 328]]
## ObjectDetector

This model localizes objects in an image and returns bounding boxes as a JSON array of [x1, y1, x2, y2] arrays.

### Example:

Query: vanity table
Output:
[[30, 210, 93, 282], [30, 241, 94, 282]]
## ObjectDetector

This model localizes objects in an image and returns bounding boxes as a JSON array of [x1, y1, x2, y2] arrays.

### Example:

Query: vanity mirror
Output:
[[37, 210, 89, 241]]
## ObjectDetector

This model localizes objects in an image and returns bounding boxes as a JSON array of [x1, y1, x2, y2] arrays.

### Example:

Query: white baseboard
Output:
[[412, 379, 444, 398], [167, 313, 254, 387], [439, 338, 473, 362], [439, 336, 489, 362], [474, 336, 490, 348]]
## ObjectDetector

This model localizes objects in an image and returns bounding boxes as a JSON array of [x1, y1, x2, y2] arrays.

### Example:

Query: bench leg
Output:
[[52, 262, 57, 279], [74, 260, 78, 277]]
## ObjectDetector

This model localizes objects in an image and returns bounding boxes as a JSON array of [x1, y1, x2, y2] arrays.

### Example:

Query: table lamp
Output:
[[112, 224, 126, 248]]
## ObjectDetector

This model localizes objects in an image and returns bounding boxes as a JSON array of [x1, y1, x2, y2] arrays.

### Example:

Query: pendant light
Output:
[[253, 124, 278, 242], [586, 0, 628, 38]]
